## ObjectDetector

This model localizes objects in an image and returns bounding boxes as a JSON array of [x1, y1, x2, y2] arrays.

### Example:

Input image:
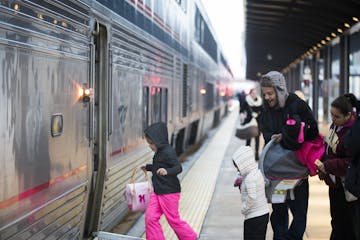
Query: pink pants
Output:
[[145, 192, 197, 240]]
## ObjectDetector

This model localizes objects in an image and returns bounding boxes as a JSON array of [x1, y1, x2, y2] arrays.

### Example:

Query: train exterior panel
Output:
[[0, 0, 234, 239]]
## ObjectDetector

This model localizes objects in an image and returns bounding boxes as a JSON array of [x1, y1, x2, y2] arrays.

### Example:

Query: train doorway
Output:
[[84, 22, 110, 237]]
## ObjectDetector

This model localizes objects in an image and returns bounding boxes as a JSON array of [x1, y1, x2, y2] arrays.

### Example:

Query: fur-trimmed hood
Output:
[[246, 94, 263, 107]]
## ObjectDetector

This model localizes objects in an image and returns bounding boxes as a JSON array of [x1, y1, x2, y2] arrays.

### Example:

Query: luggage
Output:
[[235, 117, 259, 139]]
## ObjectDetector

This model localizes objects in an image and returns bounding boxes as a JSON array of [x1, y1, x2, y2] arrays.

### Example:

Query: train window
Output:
[[203, 24, 217, 62], [194, 7, 217, 62], [195, 8, 203, 44], [97, 0, 125, 18], [136, 11, 145, 29], [145, 0, 152, 8], [215, 85, 220, 105], [51, 114, 63, 137], [182, 64, 188, 117], [162, 88, 168, 123], [151, 87, 162, 123], [154, 0, 164, 20], [143, 87, 149, 130], [124, 1, 135, 23], [205, 83, 214, 110]]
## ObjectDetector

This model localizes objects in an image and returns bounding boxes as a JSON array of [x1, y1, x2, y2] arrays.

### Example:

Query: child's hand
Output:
[[156, 168, 167, 176]]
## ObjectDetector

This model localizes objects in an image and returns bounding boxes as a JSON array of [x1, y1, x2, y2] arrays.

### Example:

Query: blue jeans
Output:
[[270, 179, 309, 240]]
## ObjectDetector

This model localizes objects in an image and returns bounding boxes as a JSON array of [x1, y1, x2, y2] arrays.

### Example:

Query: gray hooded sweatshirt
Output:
[[144, 122, 182, 194]]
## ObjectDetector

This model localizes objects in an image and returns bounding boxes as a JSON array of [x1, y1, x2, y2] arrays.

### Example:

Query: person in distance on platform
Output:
[[245, 88, 263, 160], [141, 122, 197, 240], [232, 145, 269, 240], [259, 71, 319, 240], [317, 94, 358, 240], [237, 90, 252, 125]]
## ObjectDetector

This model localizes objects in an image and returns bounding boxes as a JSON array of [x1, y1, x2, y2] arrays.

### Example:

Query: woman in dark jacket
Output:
[[259, 71, 319, 240], [142, 122, 197, 240], [318, 95, 358, 240]]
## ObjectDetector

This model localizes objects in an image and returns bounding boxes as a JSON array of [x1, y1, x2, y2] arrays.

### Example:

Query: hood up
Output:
[[144, 122, 169, 149], [232, 146, 257, 176]]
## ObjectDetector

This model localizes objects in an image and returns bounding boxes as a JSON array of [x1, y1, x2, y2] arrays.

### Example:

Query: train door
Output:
[[84, 22, 110, 237]]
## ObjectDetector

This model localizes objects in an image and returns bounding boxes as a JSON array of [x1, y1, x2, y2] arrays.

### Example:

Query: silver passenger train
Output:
[[0, 0, 234, 239]]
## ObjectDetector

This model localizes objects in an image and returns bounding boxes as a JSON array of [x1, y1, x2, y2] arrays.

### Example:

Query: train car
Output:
[[0, 0, 234, 239]]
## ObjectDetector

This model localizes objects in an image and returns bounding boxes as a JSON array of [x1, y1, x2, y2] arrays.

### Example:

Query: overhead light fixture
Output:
[[344, 23, 350, 28], [266, 54, 272, 61], [321, 40, 326, 45], [353, 17, 359, 22], [326, 36, 331, 41], [337, 28, 343, 33], [331, 32, 336, 37], [317, 43, 322, 48], [14, 3, 20, 11]]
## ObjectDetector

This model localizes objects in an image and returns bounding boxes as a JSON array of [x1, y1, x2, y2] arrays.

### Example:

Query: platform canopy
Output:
[[245, 0, 360, 80]]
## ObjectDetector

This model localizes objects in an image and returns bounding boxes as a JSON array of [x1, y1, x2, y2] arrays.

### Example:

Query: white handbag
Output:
[[124, 168, 153, 211]]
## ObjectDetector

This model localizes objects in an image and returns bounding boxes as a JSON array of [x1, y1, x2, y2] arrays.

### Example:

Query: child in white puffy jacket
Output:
[[232, 146, 269, 240]]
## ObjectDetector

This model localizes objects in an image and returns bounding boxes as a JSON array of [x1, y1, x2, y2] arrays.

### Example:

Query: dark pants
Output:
[[246, 135, 260, 160], [354, 200, 360, 240], [353, 199, 360, 240], [270, 179, 309, 240], [244, 213, 269, 240], [329, 185, 358, 240]]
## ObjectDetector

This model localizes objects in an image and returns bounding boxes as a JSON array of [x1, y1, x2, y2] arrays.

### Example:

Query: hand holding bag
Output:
[[124, 167, 153, 211]]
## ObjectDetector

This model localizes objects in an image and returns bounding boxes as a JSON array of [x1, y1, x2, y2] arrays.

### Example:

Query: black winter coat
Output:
[[260, 93, 319, 149], [144, 122, 182, 195]]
